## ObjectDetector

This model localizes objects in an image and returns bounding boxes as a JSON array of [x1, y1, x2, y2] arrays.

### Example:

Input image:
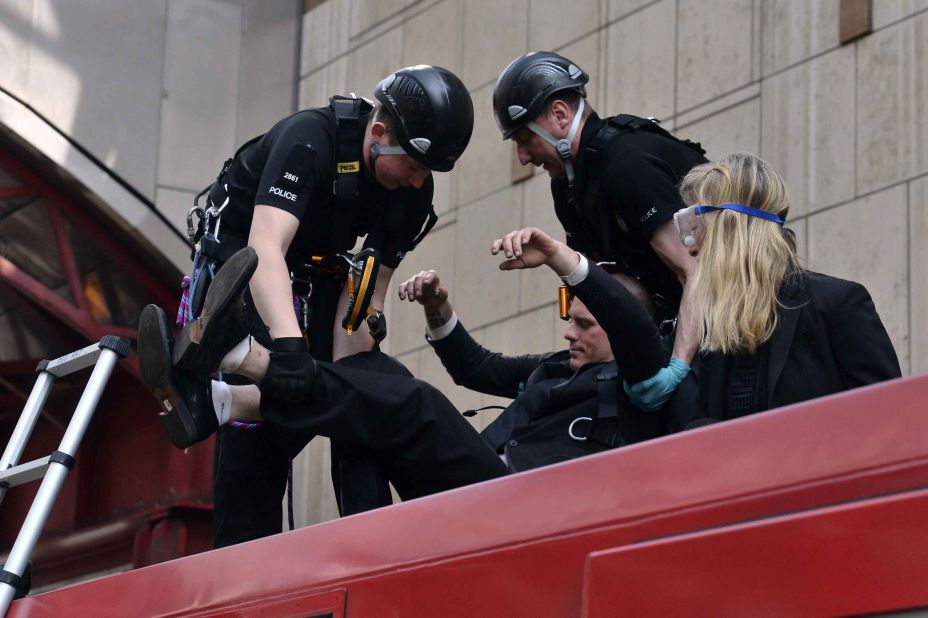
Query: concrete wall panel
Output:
[[807, 185, 909, 374], [237, 0, 298, 143], [299, 56, 349, 108], [403, 0, 461, 72], [676, 97, 760, 161], [301, 0, 350, 76], [455, 84, 511, 205], [857, 12, 928, 194], [604, 0, 675, 120], [910, 175, 928, 375], [0, 0, 35, 96], [760, 0, 840, 76], [530, 0, 600, 52], [462, 0, 528, 89], [677, 0, 754, 112], [453, 187, 523, 327], [872, 0, 928, 30], [347, 25, 403, 98], [158, 0, 242, 192], [28, 0, 167, 198], [761, 46, 856, 217]]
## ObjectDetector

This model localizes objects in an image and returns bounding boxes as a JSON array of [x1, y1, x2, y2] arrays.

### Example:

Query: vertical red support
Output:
[[46, 204, 88, 313]]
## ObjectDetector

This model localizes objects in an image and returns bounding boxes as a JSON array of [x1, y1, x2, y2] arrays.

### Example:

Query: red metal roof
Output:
[[9, 374, 928, 617]]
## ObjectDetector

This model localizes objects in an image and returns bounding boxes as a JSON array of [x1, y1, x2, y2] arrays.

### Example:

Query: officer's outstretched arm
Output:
[[333, 264, 394, 360], [248, 205, 303, 339]]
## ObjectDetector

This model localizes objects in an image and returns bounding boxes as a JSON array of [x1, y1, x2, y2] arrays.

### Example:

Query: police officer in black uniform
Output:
[[150, 65, 474, 548], [492, 51, 708, 408]]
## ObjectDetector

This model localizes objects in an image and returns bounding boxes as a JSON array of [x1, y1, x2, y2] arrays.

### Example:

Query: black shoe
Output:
[[173, 247, 257, 373], [139, 304, 218, 448]]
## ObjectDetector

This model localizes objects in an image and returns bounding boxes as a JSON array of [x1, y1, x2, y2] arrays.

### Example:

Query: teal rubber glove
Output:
[[623, 357, 691, 412]]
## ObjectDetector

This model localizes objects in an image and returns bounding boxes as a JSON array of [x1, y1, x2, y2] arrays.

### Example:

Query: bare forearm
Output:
[[670, 279, 699, 364], [424, 299, 454, 328], [249, 244, 302, 339]]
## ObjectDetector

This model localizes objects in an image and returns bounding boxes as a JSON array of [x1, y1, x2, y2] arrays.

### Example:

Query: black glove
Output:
[[261, 337, 316, 401]]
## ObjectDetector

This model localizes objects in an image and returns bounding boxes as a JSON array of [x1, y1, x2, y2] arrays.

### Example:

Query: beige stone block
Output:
[[520, 173, 568, 311], [403, 0, 461, 72], [0, 0, 33, 95], [909, 175, 928, 376], [760, 0, 841, 76], [395, 349, 421, 377], [675, 98, 760, 161], [676, 0, 754, 112], [384, 223, 457, 356], [485, 305, 559, 358], [674, 82, 760, 127], [350, 0, 410, 38], [453, 187, 523, 327], [604, 0, 675, 121], [462, 0, 528, 89], [455, 84, 512, 205], [238, 1, 299, 143], [290, 436, 340, 526], [432, 169, 456, 216], [760, 46, 856, 217], [299, 56, 349, 108], [609, 0, 655, 20], [872, 0, 928, 29], [807, 185, 909, 374], [346, 25, 403, 99], [28, 1, 168, 198], [857, 13, 928, 194], [530, 0, 600, 52], [158, 0, 242, 192], [557, 31, 602, 111], [301, 0, 350, 76]]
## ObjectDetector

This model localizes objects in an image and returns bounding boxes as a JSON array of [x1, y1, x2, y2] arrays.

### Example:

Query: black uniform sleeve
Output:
[[823, 279, 902, 388], [570, 262, 666, 383], [364, 175, 436, 269], [605, 149, 688, 239], [253, 115, 333, 221], [428, 320, 553, 398]]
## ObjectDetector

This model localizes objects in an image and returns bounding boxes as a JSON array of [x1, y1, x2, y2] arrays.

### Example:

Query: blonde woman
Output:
[[665, 152, 900, 427]]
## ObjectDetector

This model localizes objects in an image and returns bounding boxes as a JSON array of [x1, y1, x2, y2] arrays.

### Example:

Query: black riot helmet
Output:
[[492, 51, 589, 139], [373, 65, 474, 172]]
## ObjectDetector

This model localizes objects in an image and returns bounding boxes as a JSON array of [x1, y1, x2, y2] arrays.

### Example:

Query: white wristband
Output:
[[426, 311, 459, 341]]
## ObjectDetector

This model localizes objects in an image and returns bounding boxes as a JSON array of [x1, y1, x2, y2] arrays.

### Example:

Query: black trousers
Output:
[[212, 280, 508, 548]]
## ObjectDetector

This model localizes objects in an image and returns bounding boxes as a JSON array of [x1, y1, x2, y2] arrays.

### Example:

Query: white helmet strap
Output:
[[526, 98, 585, 187]]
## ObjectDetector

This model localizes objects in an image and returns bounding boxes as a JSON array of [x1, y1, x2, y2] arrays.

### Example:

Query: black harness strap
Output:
[[579, 114, 706, 259], [331, 96, 373, 251]]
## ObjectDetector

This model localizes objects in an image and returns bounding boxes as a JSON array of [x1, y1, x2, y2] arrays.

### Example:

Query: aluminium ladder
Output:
[[0, 336, 129, 615]]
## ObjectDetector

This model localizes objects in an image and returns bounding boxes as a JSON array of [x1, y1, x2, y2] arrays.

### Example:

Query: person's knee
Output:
[[336, 349, 414, 378]]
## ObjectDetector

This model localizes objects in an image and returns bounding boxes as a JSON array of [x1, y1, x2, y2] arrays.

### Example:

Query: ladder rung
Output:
[[41, 342, 106, 378], [0, 456, 51, 489]]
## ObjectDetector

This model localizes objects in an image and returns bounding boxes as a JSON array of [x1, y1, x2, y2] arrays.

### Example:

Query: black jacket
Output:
[[428, 263, 684, 471], [681, 271, 901, 429]]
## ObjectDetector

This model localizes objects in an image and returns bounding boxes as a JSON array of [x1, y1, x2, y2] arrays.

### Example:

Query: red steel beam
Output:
[[47, 203, 88, 313], [0, 151, 180, 312], [0, 186, 35, 199]]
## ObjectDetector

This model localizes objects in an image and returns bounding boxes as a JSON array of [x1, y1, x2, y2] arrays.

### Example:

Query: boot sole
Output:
[[138, 304, 200, 449]]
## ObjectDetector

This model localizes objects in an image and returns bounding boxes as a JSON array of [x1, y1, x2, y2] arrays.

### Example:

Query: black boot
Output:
[[173, 247, 257, 373], [139, 304, 217, 448]]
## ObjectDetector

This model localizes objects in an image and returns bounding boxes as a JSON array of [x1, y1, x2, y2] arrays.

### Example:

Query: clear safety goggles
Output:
[[673, 203, 785, 248]]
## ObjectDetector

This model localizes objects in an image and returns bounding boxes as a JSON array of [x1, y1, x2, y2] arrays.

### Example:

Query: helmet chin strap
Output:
[[526, 98, 585, 187], [369, 141, 407, 178]]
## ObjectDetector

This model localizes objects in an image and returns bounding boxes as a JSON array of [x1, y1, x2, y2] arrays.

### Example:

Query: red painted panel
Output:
[[6, 375, 928, 617], [581, 489, 928, 617]]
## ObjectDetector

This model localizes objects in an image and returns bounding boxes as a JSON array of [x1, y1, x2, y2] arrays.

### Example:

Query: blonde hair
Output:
[[681, 152, 800, 355]]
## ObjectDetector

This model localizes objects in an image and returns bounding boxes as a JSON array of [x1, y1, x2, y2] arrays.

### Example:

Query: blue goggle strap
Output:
[[694, 203, 785, 225]]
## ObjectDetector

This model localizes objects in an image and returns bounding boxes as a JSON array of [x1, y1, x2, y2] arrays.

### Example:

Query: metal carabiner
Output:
[[568, 417, 593, 442]]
